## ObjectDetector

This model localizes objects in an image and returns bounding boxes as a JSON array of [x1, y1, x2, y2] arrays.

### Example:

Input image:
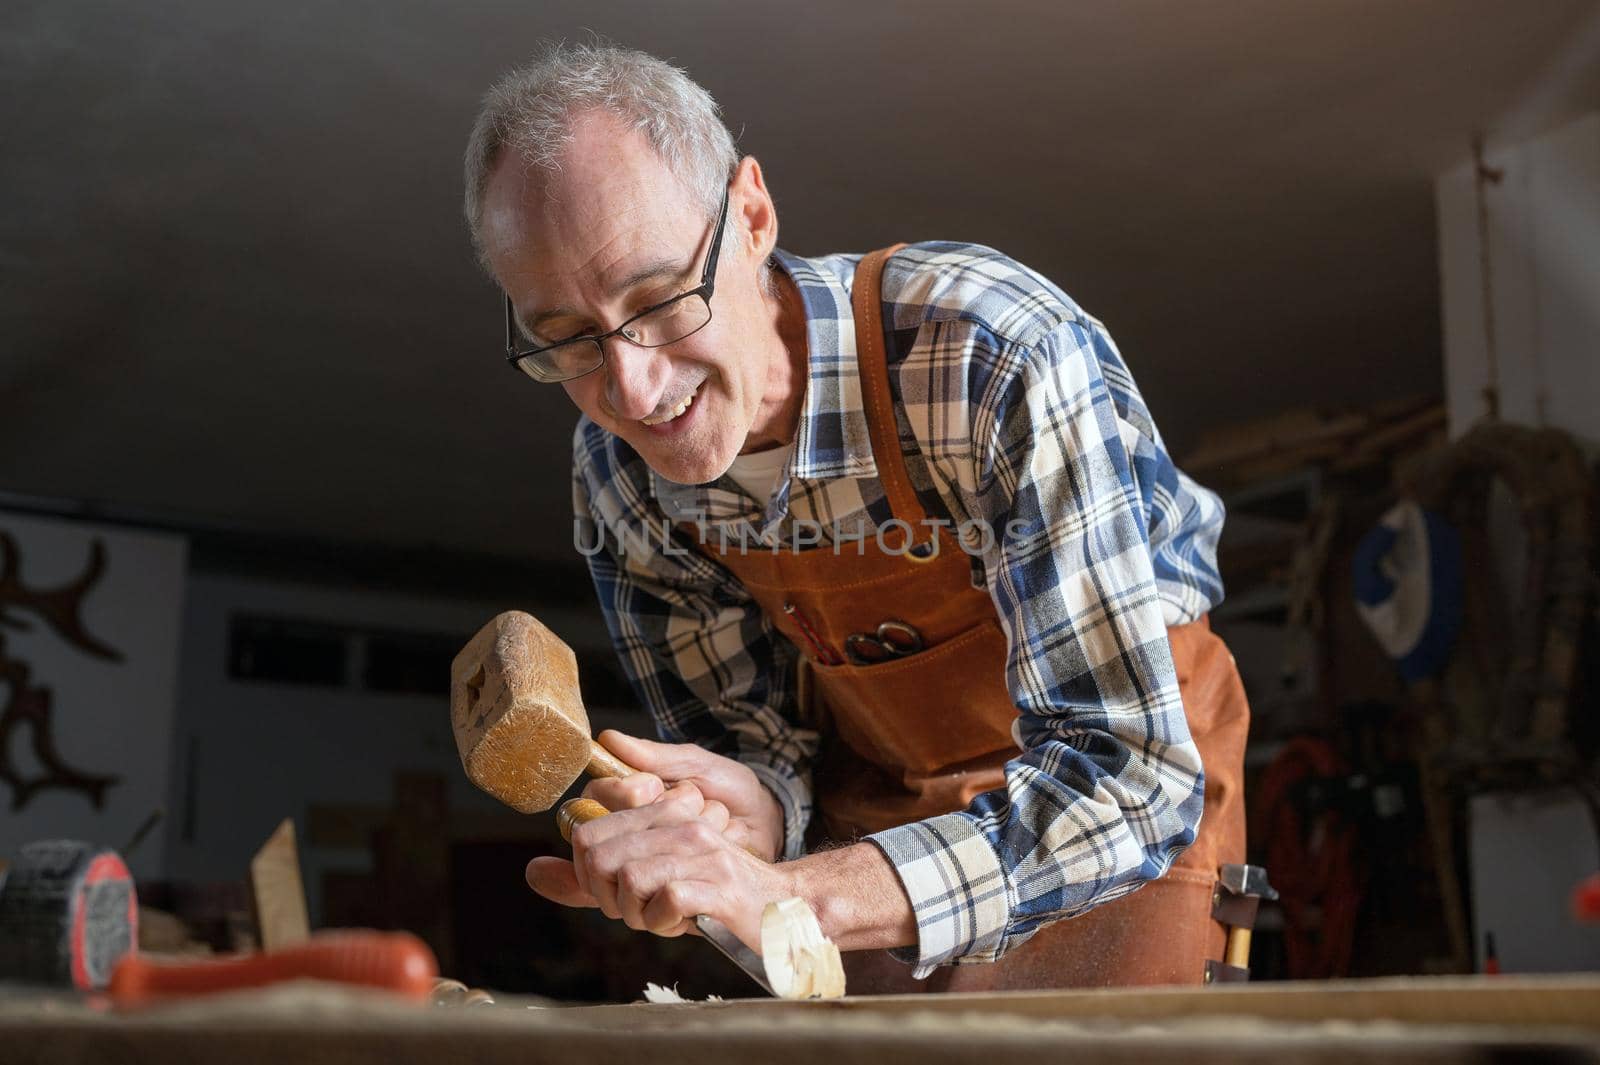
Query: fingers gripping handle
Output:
[[556, 794, 768, 862]]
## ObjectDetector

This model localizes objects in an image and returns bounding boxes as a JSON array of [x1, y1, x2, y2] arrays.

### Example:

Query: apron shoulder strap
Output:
[[851, 244, 931, 536]]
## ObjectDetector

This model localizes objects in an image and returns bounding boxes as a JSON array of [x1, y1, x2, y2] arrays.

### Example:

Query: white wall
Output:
[[0, 510, 186, 879], [1437, 111, 1600, 455]]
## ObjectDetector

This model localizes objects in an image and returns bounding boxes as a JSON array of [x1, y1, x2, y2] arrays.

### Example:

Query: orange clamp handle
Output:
[[110, 930, 438, 1006]]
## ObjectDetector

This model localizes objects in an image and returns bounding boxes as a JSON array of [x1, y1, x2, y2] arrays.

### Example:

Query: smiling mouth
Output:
[[640, 382, 702, 426]]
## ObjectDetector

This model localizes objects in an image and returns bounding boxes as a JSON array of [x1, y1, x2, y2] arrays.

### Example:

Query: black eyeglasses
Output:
[[503, 186, 730, 383]]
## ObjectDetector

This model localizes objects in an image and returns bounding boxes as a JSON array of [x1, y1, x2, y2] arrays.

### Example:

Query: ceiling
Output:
[[3, 0, 1598, 562]]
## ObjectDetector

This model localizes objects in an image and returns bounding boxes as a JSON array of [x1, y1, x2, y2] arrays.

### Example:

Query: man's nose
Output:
[[601, 338, 665, 422]]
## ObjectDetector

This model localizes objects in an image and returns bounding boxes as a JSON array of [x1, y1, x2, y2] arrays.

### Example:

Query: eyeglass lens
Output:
[[516, 293, 711, 382]]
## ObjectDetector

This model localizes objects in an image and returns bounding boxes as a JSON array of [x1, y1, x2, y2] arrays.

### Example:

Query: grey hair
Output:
[[463, 42, 737, 272]]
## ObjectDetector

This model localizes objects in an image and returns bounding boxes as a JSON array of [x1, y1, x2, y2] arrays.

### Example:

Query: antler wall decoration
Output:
[[0, 531, 124, 810]]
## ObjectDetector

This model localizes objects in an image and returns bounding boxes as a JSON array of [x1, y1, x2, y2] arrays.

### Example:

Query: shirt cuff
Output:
[[744, 761, 811, 862], [866, 812, 1011, 977]]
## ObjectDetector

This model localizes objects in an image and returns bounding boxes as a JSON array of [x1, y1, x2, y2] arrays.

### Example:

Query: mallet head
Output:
[[449, 611, 591, 813]]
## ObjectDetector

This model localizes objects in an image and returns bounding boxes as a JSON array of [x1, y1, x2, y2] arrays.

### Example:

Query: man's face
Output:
[[481, 111, 780, 485]]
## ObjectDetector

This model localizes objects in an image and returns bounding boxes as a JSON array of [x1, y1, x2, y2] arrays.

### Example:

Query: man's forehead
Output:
[[488, 191, 692, 298], [490, 112, 679, 221], [485, 140, 695, 275], [486, 181, 708, 334]]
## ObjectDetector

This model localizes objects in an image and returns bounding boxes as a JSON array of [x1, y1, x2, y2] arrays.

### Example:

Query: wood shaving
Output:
[[641, 983, 724, 1005], [760, 897, 846, 1000]]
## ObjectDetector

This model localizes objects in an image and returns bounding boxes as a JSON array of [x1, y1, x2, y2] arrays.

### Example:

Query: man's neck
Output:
[[741, 266, 810, 454]]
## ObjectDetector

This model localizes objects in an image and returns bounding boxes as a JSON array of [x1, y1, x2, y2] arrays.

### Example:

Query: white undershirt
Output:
[[723, 443, 794, 506]]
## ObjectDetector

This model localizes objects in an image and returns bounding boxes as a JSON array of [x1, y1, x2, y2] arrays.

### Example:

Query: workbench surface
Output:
[[2, 974, 1597, 1065]]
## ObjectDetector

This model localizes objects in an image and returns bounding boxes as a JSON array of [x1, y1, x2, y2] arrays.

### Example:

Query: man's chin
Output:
[[630, 436, 736, 487], [645, 452, 732, 486]]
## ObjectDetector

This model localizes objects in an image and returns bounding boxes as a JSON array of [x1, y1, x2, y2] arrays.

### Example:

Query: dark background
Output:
[[5, 0, 1598, 558]]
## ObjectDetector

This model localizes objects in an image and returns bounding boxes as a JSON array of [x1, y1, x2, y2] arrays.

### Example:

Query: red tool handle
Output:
[[110, 931, 438, 1005]]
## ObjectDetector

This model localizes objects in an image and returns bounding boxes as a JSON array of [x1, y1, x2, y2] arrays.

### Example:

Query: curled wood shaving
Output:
[[760, 897, 846, 1000], [641, 982, 725, 1004]]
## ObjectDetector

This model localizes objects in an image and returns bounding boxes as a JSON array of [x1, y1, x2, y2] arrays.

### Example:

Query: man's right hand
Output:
[[582, 730, 786, 863]]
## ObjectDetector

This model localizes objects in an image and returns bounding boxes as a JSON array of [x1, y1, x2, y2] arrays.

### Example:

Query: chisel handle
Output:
[[557, 797, 612, 842], [110, 930, 438, 1005]]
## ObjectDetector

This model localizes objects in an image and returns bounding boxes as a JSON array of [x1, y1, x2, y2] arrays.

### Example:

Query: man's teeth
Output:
[[641, 385, 699, 426]]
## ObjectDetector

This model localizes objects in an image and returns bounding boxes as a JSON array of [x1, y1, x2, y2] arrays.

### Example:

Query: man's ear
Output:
[[730, 155, 778, 262]]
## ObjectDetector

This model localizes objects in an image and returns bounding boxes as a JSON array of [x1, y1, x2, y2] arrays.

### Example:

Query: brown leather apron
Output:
[[705, 247, 1249, 991]]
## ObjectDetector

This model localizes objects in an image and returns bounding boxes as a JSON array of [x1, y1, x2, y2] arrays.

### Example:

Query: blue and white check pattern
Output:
[[572, 242, 1226, 976]]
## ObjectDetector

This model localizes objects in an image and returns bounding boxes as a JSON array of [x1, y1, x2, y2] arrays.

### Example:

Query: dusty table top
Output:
[[1, 974, 1597, 1065]]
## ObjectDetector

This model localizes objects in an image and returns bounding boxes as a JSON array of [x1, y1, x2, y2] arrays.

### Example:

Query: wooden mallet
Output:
[[449, 611, 635, 816], [449, 611, 802, 997]]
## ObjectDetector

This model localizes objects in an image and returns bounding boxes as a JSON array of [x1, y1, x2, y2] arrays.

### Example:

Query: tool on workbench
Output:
[[843, 619, 924, 665], [449, 611, 781, 996], [109, 930, 438, 1006], [0, 840, 137, 991], [1204, 863, 1278, 984], [244, 813, 478, 1005]]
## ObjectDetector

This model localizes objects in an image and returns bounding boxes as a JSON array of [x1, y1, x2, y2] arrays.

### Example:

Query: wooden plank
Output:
[[248, 818, 309, 951], [3, 982, 1598, 1065], [567, 974, 1600, 1030]]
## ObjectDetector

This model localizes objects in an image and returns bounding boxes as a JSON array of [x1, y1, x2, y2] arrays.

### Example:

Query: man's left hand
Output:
[[525, 781, 797, 950]]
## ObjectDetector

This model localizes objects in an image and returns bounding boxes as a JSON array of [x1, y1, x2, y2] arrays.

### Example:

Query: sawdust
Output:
[[640, 983, 724, 1005]]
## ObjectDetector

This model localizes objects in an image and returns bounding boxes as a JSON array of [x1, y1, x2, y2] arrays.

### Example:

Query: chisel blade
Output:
[[694, 914, 774, 997]]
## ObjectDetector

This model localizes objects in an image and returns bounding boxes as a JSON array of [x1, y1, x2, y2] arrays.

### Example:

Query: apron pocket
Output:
[[810, 619, 1017, 775]]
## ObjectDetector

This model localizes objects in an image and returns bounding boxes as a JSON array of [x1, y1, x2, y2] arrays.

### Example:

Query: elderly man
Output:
[[463, 42, 1248, 991]]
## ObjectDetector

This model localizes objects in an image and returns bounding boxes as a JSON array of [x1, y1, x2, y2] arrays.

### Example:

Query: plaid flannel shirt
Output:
[[572, 242, 1226, 976]]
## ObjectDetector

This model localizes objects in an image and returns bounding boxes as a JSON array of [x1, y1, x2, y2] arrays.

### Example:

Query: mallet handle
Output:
[[586, 741, 635, 781]]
